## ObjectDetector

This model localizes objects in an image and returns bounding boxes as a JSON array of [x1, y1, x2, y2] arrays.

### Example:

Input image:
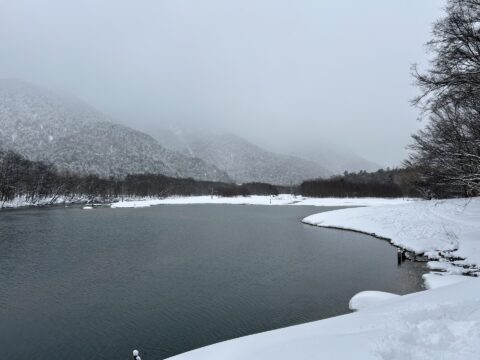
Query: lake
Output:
[[0, 205, 426, 359]]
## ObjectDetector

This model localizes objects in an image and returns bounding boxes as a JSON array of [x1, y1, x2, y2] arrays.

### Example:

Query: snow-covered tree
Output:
[[408, 103, 480, 197]]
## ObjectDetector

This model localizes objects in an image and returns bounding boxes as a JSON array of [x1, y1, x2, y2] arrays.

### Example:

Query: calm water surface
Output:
[[0, 205, 426, 359]]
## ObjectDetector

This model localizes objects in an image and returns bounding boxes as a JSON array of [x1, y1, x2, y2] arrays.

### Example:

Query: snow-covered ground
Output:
[[303, 197, 480, 274], [110, 194, 412, 208], [164, 197, 480, 359]]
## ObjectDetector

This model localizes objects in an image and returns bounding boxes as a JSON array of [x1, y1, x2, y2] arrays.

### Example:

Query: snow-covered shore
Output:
[[110, 194, 412, 208], [303, 197, 480, 275], [113, 195, 479, 275], [165, 197, 480, 360], [2, 194, 412, 210], [167, 277, 479, 360]]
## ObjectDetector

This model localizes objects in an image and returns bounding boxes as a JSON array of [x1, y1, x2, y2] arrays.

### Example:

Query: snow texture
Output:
[[422, 273, 470, 290]]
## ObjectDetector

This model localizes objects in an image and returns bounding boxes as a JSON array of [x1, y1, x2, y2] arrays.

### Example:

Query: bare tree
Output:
[[409, 0, 480, 198], [407, 103, 480, 197], [413, 0, 480, 112]]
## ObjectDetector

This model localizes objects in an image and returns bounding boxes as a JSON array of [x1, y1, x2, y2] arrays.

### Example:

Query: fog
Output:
[[0, 0, 444, 166]]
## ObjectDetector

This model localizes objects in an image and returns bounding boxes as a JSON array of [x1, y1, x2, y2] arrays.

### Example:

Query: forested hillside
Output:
[[300, 168, 419, 198], [0, 79, 230, 182]]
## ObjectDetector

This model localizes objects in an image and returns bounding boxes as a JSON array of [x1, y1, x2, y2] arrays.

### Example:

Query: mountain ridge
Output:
[[147, 128, 333, 185], [0, 79, 381, 185], [0, 79, 231, 182], [147, 127, 381, 184]]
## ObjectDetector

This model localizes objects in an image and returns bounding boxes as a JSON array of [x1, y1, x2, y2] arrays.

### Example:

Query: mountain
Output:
[[0, 79, 231, 182], [150, 127, 382, 184], [290, 145, 381, 175], [148, 128, 332, 185]]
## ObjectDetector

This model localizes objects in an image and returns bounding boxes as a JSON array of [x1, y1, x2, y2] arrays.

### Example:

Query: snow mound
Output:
[[423, 273, 470, 290], [349, 291, 400, 311]]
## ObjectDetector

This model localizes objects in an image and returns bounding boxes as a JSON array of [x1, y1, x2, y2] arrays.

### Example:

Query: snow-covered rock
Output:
[[348, 291, 400, 311]]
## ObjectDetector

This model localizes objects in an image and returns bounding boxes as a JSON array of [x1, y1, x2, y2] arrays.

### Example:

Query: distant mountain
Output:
[[0, 79, 231, 182], [148, 128, 332, 185], [151, 127, 382, 184], [290, 145, 381, 175]]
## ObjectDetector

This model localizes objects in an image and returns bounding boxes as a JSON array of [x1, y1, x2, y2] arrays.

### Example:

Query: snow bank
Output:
[[166, 278, 480, 360], [303, 197, 480, 274], [348, 291, 400, 311], [111, 195, 412, 208]]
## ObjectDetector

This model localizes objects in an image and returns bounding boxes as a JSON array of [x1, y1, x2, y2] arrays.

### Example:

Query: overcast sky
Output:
[[0, 0, 444, 166]]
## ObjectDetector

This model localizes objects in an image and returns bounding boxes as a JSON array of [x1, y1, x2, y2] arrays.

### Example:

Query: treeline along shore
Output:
[[300, 168, 420, 198], [0, 150, 280, 205], [0, 149, 423, 206]]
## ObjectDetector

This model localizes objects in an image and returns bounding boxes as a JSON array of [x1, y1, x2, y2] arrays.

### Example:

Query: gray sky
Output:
[[0, 0, 444, 166]]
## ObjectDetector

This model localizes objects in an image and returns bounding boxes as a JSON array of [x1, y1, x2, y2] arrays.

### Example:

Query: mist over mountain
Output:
[[288, 145, 381, 175], [148, 127, 381, 183], [0, 79, 231, 182], [150, 128, 332, 185], [0, 79, 382, 185]]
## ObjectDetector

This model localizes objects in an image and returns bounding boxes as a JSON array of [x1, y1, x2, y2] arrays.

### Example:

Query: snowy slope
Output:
[[152, 127, 382, 181], [186, 133, 332, 185], [0, 79, 231, 181], [290, 143, 382, 175], [166, 278, 480, 360], [149, 128, 332, 185]]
